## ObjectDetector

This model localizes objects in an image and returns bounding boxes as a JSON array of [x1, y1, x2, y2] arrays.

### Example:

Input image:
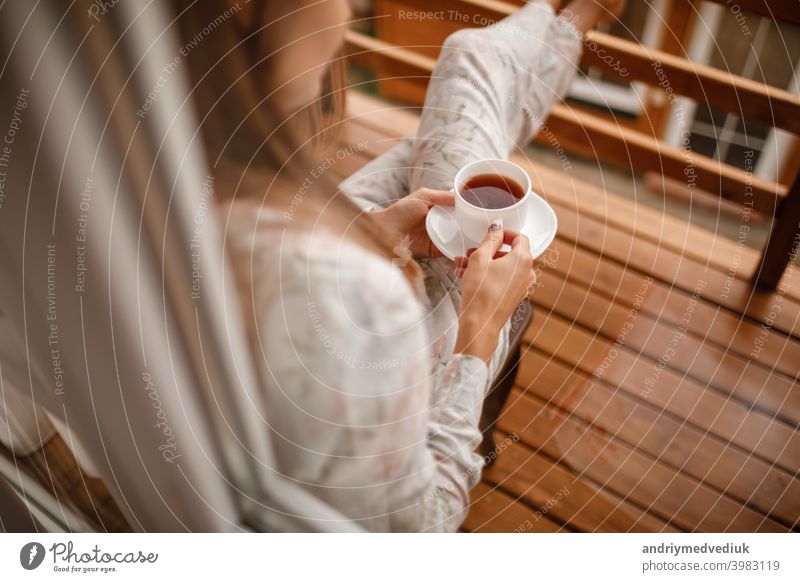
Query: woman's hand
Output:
[[370, 188, 454, 258], [453, 220, 535, 362]]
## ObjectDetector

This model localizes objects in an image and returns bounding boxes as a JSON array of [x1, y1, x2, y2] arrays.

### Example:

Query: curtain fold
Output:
[[0, 0, 359, 532]]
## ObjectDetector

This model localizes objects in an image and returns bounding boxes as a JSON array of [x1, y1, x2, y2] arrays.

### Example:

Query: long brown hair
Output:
[[170, 0, 421, 283]]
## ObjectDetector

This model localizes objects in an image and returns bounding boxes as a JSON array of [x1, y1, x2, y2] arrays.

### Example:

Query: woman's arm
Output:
[[253, 238, 490, 532]]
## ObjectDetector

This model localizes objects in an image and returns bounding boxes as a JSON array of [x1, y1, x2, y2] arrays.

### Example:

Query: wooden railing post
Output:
[[752, 174, 800, 290]]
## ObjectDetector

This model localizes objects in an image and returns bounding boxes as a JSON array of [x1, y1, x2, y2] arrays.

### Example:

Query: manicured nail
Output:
[[489, 219, 503, 231], [466, 247, 477, 257]]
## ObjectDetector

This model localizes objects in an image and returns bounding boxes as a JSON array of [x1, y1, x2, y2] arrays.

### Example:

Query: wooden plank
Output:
[[344, 92, 800, 302], [4, 437, 131, 532], [702, 0, 800, 25], [520, 160, 798, 301], [551, 200, 800, 339], [373, 0, 800, 135], [328, 148, 373, 184], [374, 0, 461, 60], [632, 0, 695, 138], [464, 482, 564, 532], [656, 0, 695, 57], [344, 29, 437, 82], [498, 388, 788, 531], [517, 350, 800, 527], [779, 137, 800, 186], [522, 309, 800, 474], [532, 264, 800, 426], [543, 105, 782, 214], [541, 238, 800, 380], [578, 32, 800, 136], [752, 175, 800, 290], [482, 433, 679, 531]]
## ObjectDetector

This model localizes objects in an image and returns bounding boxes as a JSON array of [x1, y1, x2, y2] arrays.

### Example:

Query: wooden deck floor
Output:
[[339, 91, 800, 533]]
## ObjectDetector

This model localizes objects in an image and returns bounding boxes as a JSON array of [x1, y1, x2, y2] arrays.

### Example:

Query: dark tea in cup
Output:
[[454, 159, 532, 240], [460, 173, 525, 209]]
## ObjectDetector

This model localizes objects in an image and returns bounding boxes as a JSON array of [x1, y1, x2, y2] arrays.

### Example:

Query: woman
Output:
[[174, 0, 623, 531]]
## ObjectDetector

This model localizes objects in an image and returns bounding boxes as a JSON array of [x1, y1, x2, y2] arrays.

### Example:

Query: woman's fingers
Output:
[[465, 247, 507, 259], [413, 188, 456, 207], [510, 230, 532, 255], [459, 226, 525, 277], [475, 220, 505, 259], [507, 231, 533, 271], [468, 230, 519, 255]]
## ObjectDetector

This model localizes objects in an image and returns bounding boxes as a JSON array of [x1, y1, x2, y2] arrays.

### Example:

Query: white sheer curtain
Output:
[[0, 0, 358, 532]]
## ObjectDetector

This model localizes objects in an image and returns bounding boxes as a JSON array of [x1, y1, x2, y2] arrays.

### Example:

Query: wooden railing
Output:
[[702, 0, 800, 25], [346, 0, 800, 290]]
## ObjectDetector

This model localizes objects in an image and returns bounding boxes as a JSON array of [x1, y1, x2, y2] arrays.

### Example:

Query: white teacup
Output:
[[454, 159, 532, 242]]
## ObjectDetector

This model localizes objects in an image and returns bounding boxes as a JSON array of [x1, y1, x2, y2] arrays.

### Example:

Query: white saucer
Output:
[[425, 192, 558, 261]]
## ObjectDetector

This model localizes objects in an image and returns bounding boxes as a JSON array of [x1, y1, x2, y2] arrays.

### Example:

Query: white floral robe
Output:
[[220, 1, 582, 531]]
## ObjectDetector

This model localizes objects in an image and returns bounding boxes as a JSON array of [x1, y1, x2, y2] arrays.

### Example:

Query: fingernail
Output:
[[466, 247, 477, 256], [489, 219, 503, 232]]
